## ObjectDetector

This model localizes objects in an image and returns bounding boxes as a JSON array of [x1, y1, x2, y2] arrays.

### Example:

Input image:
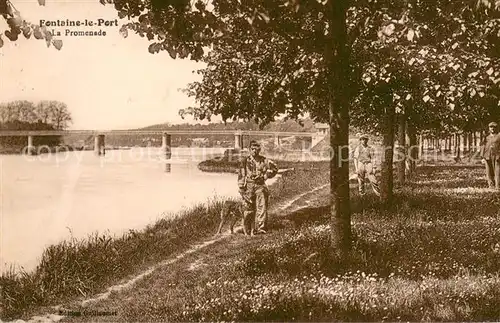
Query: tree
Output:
[[49, 101, 72, 129], [348, 0, 499, 204], [0, 100, 71, 149], [0, 100, 72, 129], [102, 0, 499, 258], [35, 100, 54, 124], [10, 100, 36, 123]]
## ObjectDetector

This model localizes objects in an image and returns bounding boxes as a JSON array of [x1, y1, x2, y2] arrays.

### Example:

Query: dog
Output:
[[216, 200, 248, 235]]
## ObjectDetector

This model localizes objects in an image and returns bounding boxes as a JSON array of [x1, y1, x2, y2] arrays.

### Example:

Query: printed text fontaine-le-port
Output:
[[39, 19, 118, 37]]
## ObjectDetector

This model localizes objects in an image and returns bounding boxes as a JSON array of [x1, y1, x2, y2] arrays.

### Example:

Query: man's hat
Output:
[[359, 134, 368, 140], [488, 122, 498, 128]]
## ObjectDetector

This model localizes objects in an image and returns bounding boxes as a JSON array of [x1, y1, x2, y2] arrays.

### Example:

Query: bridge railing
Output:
[[0, 130, 316, 137], [0, 129, 322, 160]]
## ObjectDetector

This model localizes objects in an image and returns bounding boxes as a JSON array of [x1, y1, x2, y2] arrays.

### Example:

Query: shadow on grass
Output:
[[238, 212, 500, 280], [389, 190, 500, 221], [413, 164, 485, 180], [406, 177, 488, 189], [270, 206, 330, 231]]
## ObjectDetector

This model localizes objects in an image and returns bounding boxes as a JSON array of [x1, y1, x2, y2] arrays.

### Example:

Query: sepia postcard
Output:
[[1, 0, 499, 322]]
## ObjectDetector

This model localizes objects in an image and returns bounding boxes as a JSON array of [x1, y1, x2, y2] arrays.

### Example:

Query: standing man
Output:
[[353, 134, 380, 196], [238, 140, 278, 235], [480, 122, 500, 190]]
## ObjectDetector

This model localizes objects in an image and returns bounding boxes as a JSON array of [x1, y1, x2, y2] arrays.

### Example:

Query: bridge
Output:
[[0, 129, 325, 159], [0, 129, 316, 137]]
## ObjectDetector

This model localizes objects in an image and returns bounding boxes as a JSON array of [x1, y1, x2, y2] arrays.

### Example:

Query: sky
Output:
[[0, 0, 215, 130]]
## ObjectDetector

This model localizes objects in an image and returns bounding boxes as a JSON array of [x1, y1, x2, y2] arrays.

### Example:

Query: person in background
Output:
[[480, 122, 500, 190], [237, 140, 278, 235], [353, 134, 381, 196]]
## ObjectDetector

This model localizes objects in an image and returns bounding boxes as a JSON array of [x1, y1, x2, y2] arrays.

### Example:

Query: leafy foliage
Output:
[[350, 0, 500, 134], [101, 0, 500, 132], [0, 0, 63, 49]]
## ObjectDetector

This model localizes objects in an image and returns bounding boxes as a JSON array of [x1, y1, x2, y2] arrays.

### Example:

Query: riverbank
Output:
[[197, 149, 330, 173], [58, 164, 500, 322], [0, 160, 330, 321], [5, 159, 500, 322]]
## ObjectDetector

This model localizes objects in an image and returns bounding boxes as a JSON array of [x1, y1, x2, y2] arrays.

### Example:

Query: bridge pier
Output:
[[27, 135, 36, 155], [162, 132, 172, 173], [274, 135, 280, 148], [234, 131, 243, 150], [94, 134, 105, 156]]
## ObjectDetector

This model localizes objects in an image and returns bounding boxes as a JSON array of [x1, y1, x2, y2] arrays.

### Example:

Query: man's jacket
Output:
[[353, 144, 375, 164], [238, 155, 278, 187], [481, 133, 500, 160]]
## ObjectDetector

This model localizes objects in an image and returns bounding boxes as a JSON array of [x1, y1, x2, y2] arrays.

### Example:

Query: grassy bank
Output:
[[198, 151, 330, 174], [60, 164, 500, 322], [0, 160, 329, 321]]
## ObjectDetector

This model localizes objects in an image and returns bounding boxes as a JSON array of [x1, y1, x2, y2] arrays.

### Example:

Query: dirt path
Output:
[[11, 182, 330, 323]]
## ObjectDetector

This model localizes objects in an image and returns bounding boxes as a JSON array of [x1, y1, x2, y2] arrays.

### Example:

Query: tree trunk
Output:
[[464, 132, 469, 153], [407, 124, 417, 177], [455, 133, 461, 161], [327, 0, 351, 260], [453, 133, 457, 154], [380, 102, 395, 207], [397, 113, 406, 185], [469, 132, 473, 152], [461, 133, 465, 155], [419, 133, 424, 164], [405, 122, 411, 175]]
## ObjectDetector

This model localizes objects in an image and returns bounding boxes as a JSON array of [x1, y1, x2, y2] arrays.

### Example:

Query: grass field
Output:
[[52, 160, 500, 322], [3, 155, 500, 322]]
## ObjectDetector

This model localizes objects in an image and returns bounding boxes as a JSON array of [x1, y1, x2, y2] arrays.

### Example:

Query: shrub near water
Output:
[[0, 161, 329, 321]]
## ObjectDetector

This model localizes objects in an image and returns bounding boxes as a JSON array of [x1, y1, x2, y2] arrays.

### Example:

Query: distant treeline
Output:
[[0, 100, 73, 153], [141, 118, 316, 132]]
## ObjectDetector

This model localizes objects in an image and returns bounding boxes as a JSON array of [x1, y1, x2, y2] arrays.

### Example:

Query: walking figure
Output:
[[237, 140, 278, 235], [480, 122, 500, 190], [353, 134, 381, 196]]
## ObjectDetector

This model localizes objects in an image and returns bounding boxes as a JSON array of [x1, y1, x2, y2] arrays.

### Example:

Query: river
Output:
[[0, 147, 241, 273]]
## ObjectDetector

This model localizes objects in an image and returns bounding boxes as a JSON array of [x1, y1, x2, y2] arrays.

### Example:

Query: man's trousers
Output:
[[239, 182, 269, 234], [485, 158, 500, 189], [357, 162, 380, 196]]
